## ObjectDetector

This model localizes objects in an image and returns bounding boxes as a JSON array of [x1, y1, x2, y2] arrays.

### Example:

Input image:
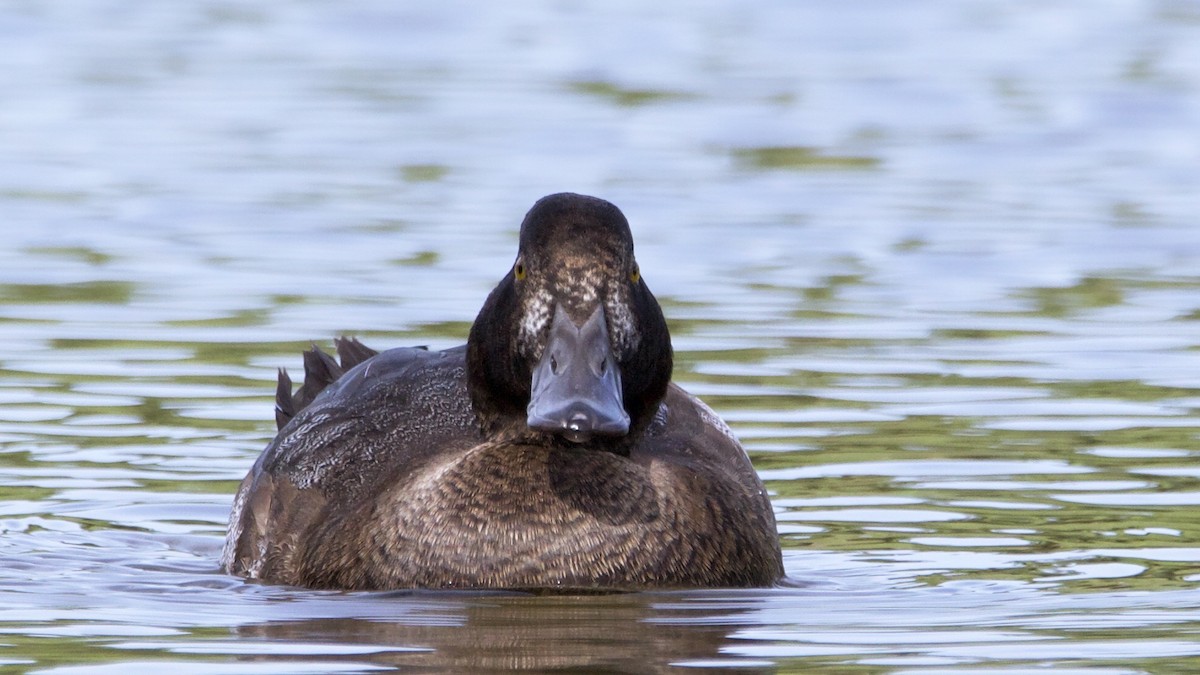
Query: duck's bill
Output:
[[527, 304, 630, 443]]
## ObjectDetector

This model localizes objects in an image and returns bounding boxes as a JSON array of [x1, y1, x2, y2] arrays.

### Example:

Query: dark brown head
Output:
[[467, 193, 672, 450]]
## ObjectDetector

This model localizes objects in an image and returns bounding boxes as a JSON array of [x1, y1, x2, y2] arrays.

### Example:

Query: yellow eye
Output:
[[629, 264, 640, 284], [514, 260, 527, 280]]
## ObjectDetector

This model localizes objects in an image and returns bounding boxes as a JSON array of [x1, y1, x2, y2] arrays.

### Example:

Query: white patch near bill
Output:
[[517, 286, 554, 356], [605, 290, 639, 354]]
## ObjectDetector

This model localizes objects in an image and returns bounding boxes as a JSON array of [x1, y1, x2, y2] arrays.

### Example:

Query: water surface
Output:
[[2, 1, 1200, 672]]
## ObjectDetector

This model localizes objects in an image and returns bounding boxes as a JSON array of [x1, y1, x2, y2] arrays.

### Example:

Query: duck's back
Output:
[[223, 345, 782, 590], [222, 345, 480, 583]]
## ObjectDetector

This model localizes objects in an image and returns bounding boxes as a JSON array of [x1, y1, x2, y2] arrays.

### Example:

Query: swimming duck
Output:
[[222, 193, 783, 590]]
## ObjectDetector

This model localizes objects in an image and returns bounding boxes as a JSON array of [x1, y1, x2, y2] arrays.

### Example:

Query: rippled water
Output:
[[3, 1, 1200, 672]]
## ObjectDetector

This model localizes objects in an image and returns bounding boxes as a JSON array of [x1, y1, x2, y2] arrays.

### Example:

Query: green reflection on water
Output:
[[568, 80, 694, 107], [165, 309, 270, 328], [0, 630, 235, 673], [0, 281, 135, 304], [732, 145, 882, 171], [390, 250, 441, 267], [1024, 277, 1124, 317], [398, 164, 450, 183], [25, 247, 114, 266], [738, 388, 1199, 591]]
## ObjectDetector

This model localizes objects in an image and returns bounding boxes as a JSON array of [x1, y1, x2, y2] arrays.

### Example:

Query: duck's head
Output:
[[467, 193, 672, 449]]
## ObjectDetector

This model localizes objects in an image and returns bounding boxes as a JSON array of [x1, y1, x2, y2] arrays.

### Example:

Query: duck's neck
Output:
[[466, 278, 528, 434]]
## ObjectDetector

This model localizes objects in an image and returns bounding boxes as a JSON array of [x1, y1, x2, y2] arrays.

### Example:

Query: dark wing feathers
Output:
[[334, 336, 379, 370], [274, 368, 296, 430], [296, 345, 343, 410], [275, 338, 382, 430]]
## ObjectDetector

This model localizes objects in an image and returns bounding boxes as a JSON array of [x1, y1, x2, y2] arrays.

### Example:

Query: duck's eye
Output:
[[514, 260, 527, 281], [629, 264, 641, 284], [550, 355, 558, 374]]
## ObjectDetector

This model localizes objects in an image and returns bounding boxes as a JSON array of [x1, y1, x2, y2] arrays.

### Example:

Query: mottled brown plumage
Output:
[[223, 193, 782, 590]]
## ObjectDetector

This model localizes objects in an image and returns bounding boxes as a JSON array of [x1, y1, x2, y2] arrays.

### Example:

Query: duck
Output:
[[222, 192, 783, 591]]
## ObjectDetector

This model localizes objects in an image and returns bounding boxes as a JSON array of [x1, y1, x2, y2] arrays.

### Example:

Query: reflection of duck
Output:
[[233, 591, 761, 672], [222, 193, 782, 590]]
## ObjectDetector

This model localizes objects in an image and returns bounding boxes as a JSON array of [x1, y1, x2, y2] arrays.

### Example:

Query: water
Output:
[[3, 0, 1200, 672]]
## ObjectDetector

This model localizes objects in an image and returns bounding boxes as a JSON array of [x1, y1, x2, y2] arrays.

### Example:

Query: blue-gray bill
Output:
[[526, 304, 630, 443]]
